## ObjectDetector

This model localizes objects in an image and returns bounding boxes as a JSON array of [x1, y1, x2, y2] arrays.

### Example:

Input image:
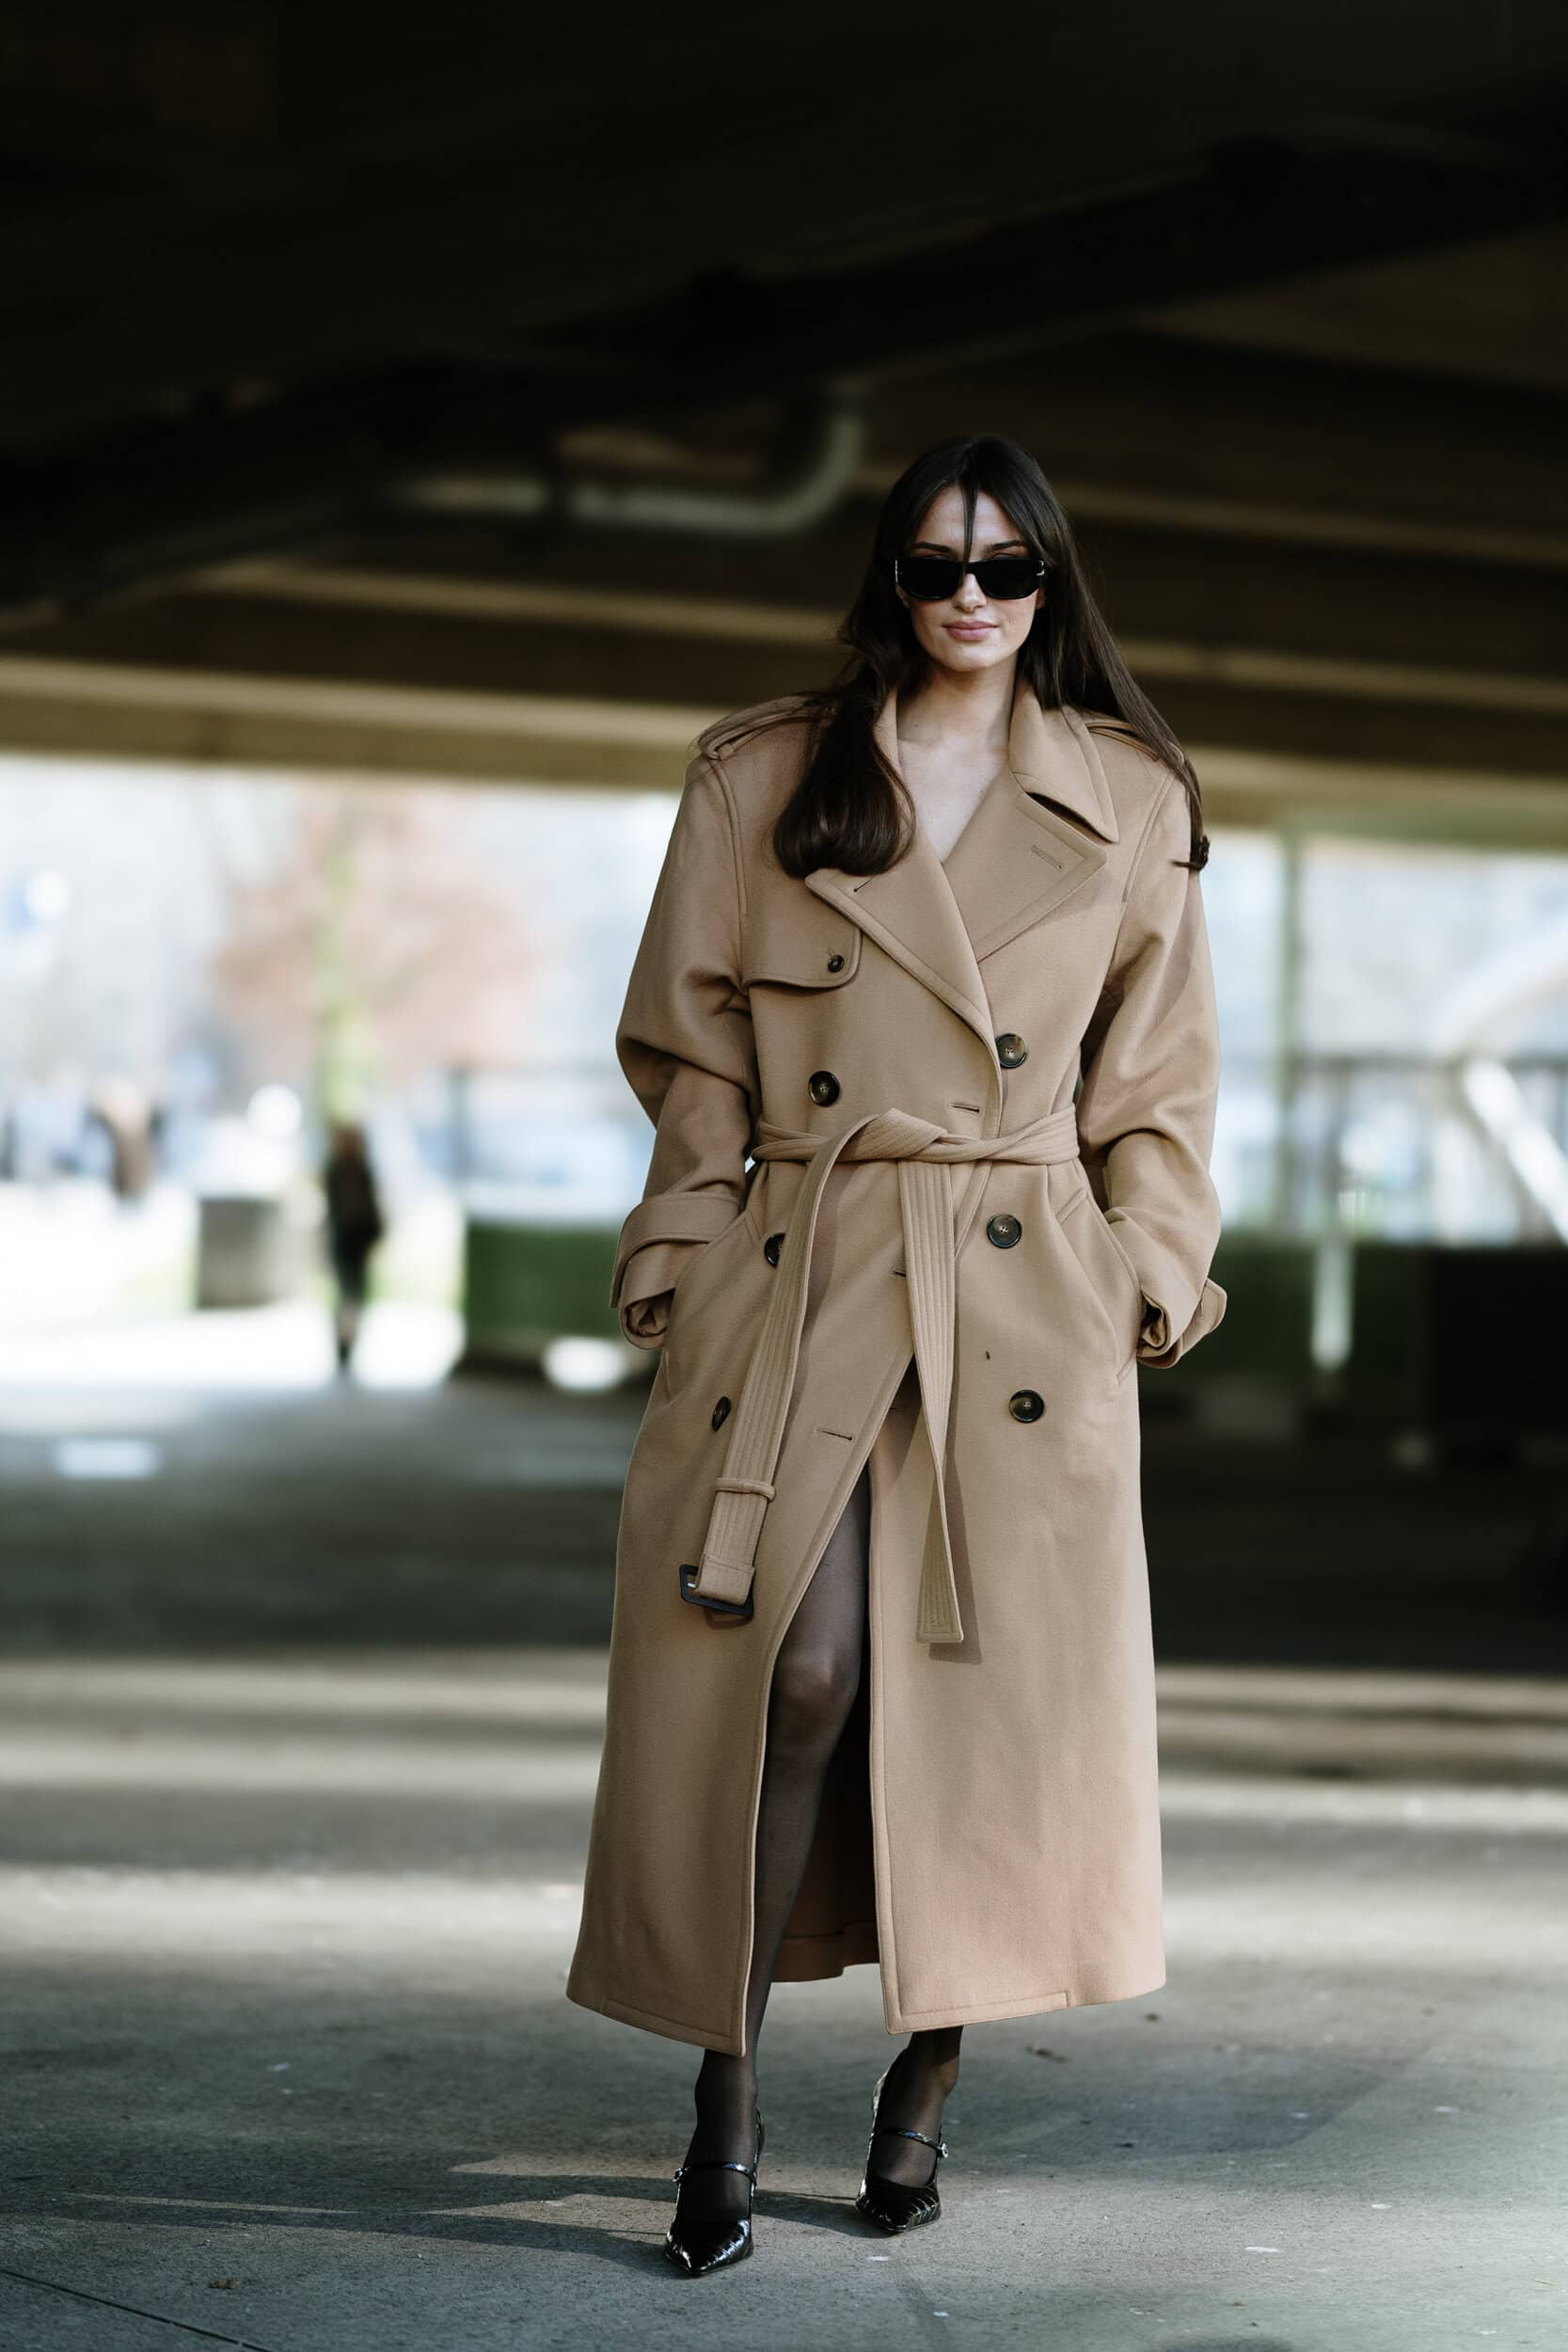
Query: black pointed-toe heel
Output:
[[854, 2058, 949, 2234], [663, 2107, 765, 2276]]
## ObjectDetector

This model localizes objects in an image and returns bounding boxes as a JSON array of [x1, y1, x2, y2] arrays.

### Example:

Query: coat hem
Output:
[[564, 1975, 733, 2055], [563, 1961, 1168, 2053], [883, 1968, 1167, 2032]]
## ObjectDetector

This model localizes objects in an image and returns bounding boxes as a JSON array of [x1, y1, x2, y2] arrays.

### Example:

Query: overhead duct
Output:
[[401, 399, 866, 537], [0, 392, 866, 633]]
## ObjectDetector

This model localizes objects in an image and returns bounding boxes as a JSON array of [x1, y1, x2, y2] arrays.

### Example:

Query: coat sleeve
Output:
[[609, 749, 759, 1350], [1074, 769, 1227, 1369]]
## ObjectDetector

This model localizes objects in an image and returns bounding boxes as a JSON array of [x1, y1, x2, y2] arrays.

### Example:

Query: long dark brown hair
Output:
[[701, 431, 1208, 877]]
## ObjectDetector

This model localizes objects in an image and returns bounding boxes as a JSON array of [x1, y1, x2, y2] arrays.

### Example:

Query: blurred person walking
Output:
[[567, 433, 1227, 2274], [87, 1075, 161, 1201], [321, 1120, 384, 1373]]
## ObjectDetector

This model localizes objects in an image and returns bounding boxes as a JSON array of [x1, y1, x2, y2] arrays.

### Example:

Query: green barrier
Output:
[[1196, 1237, 1316, 1383], [1346, 1240, 1568, 1439], [459, 1221, 1324, 1391], [459, 1223, 1568, 1441], [462, 1218, 622, 1367]]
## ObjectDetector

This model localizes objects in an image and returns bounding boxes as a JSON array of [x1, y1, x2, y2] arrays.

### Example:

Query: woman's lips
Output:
[[944, 622, 994, 640]]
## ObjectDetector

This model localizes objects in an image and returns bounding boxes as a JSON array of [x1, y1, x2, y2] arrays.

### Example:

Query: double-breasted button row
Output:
[[987, 1206, 1039, 1415], [766, 1205, 1044, 1422], [808, 1069, 840, 1104]]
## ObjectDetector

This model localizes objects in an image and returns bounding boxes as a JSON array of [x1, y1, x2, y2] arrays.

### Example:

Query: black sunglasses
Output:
[[894, 552, 1046, 602]]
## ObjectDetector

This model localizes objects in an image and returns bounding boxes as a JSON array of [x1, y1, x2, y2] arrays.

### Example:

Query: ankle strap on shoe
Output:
[[870, 2123, 948, 2160]]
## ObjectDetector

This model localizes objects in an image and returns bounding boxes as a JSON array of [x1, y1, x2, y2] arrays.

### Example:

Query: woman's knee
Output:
[[768, 1642, 861, 1760]]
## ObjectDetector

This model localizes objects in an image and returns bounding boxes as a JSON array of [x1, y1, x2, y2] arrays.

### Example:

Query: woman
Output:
[[566, 431, 1227, 2275]]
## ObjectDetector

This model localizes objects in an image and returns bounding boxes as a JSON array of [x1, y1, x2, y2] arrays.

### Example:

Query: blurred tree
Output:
[[210, 783, 538, 1125]]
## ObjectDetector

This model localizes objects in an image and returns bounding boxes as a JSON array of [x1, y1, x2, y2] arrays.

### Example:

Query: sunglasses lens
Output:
[[897, 557, 961, 600], [974, 558, 1042, 599], [897, 556, 1043, 601]]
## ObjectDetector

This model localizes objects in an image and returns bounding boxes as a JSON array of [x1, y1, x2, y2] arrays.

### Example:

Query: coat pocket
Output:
[[660, 1193, 763, 1395], [1055, 1180, 1145, 1383]]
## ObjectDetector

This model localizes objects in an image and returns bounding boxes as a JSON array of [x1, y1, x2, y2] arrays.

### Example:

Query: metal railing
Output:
[[1227, 1051, 1568, 1242]]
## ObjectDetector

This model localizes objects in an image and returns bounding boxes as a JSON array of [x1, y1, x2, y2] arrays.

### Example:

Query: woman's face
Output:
[[895, 485, 1044, 678]]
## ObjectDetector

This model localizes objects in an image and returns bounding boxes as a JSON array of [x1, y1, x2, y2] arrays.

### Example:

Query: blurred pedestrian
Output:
[[87, 1075, 158, 1201], [322, 1120, 384, 1372]]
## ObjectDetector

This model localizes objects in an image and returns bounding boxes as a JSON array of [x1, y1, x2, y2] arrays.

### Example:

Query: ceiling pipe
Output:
[[399, 397, 866, 537], [0, 390, 867, 633]]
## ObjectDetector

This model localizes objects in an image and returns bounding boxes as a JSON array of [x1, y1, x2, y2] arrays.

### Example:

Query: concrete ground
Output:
[[1, 1317, 1566, 2351]]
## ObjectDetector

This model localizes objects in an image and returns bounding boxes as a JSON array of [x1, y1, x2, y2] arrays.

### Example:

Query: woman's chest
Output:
[[738, 869, 1118, 1121], [896, 743, 1009, 865]]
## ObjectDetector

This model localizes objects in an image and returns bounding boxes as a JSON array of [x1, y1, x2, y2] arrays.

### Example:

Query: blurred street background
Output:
[[2, 8, 1567, 2348]]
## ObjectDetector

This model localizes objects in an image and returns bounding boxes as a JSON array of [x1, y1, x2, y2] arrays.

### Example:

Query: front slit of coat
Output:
[[732, 1342, 918, 2056]]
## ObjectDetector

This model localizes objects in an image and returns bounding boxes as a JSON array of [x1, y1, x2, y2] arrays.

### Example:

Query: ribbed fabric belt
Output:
[[685, 1103, 1083, 1645]]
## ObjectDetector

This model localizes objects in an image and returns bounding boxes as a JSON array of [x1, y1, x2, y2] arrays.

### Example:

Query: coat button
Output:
[[808, 1069, 841, 1104], [764, 1232, 785, 1266], [1007, 1389, 1046, 1422], [827, 952, 845, 972], [711, 1395, 732, 1430], [995, 1032, 1028, 1067], [987, 1213, 1022, 1248]]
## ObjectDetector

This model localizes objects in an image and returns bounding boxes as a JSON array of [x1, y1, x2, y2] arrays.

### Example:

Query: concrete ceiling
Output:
[[3, 2, 1567, 834]]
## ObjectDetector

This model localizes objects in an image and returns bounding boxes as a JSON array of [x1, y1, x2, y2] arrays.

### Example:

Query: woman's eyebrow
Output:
[[911, 537, 1029, 552]]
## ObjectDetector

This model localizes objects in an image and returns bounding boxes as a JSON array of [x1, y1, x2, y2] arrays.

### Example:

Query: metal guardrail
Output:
[[1229, 1051, 1568, 1243]]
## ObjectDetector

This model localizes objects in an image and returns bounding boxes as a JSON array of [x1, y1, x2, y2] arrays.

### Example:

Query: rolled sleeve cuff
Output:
[[614, 1239, 703, 1350], [1135, 1274, 1227, 1369]]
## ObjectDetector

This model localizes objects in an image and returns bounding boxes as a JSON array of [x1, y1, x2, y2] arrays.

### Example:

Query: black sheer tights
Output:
[[676, 1458, 962, 2218]]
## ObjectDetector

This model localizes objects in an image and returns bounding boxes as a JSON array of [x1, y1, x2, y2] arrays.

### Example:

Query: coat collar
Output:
[[803, 678, 1117, 1062]]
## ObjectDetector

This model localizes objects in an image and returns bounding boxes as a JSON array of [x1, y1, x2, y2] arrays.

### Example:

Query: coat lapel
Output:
[[803, 681, 990, 1050], [942, 690, 1117, 961], [802, 682, 1118, 1057]]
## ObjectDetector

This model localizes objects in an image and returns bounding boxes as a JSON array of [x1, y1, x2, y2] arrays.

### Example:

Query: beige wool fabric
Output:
[[566, 681, 1227, 2055]]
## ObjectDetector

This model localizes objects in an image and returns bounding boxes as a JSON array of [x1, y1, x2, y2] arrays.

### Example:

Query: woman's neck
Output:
[[896, 659, 1018, 752]]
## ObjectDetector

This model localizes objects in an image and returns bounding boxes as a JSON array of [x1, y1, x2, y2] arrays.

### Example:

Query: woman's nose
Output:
[[953, 570, 986, 609]]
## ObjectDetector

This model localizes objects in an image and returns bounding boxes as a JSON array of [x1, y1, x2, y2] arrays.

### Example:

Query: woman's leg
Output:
[[331, 1247, 367, 1370], [863, 2023, 962, 2188], [675, 1457, 873, 2216]]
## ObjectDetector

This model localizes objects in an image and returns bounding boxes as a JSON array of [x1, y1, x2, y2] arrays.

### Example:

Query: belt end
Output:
[[916, 1607, 965, 1645], [678, 1562, 755, 1626]]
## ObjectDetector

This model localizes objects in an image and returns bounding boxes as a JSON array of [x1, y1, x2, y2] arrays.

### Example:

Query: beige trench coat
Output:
[[566, 680, 1227, 2056]]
